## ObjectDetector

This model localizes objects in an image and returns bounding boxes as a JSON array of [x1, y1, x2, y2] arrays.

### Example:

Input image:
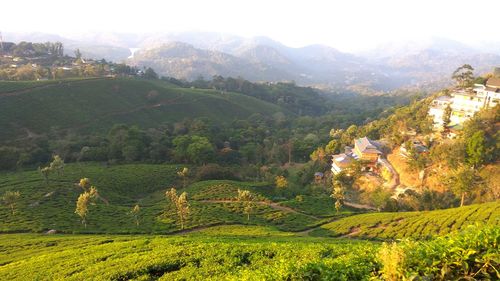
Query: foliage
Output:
[[75, 186, 99, 227], [446, 165, 483, 207], [451, 64, 475, 89], [0, 225, 497, 280], [165, 188, 190, 229], [442, 104, 452, 130], [177, 167, 189, 187], [236, 189, 254, 221], [130, 204, 141, 226], [315, 202, 499, 239], [275, 176, 288, 189], [377, 242, 406, 281], [331, 177, 345, 213], [2, 190, 21, 215]]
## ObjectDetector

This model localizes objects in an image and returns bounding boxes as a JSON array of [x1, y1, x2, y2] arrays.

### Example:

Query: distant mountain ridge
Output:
[[4, 31, 500, 92]]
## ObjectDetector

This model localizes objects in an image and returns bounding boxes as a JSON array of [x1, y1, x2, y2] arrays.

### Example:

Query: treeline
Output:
[[0, 40, 157, 81], [0, 114, 332, 171], [1, 41, 64, 57], [162, 75, 414, 116]]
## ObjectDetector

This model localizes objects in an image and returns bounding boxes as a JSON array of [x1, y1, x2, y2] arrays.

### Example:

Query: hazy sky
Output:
[[2, 0, 499, 51]]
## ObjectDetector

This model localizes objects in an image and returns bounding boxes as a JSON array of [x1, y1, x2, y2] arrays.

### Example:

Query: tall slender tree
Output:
[[165, 188, 190, 229], [2, 190, 21, 215], [236, 189, 254, 221]]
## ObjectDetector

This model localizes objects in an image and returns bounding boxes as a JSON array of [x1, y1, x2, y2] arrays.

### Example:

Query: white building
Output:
[[428, 76, 500, 130], [428, 95, 452, 128]]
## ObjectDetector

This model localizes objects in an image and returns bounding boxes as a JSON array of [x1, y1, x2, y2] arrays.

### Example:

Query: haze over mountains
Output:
[[5, 31, 500, 92]]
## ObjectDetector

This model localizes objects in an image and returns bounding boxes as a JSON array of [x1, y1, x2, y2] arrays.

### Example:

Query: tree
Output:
[[165, 188, 190, 229], [275, 176, 288, 189], [452, 64, 474, 89], [2, 191, 20, 215], [39, 166, 51, 184], [74, 49, 82, 60], [442, 104, 452, 131], [310, 147, 326, 163], [331, 178, 345, 213], [49, 155, 65, 176], [446, 165, 481, 207], [177, 167, 189, 188], [186, 136, 215, 165], [144, 67, 158, 79], [236, 189, 254, 221], [75, 187, 98, 227], [130, 204, 141, 226], [78, 178, 91, 191], [466, 131, 486, 169]]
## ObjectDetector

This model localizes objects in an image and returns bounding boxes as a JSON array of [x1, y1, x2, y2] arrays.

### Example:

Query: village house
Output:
[[331, 152, 354, 175], [353, 137, 382, 163], [331, 137, 383, 175], [428, 70, 500, 130]]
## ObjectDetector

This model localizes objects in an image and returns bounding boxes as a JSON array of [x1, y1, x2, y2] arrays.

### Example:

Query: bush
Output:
[[195, 164, 239, 181]]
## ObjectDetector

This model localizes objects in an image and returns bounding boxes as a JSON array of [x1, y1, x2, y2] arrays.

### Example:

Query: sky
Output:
[[2, 0, 499, 52]]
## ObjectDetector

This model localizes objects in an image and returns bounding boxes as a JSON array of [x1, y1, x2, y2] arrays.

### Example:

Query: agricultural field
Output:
[[0, 225, 497, 280], [0, 78, 287, 142], [311, 201, 500, 239], [1, 163, 499, 237], [0, 164, 342, 234]]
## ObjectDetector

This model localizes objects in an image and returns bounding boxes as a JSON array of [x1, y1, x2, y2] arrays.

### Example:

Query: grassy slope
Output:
[[1, 163, 498, 236], [1, 226, 497, 280], [312, 201, 500, 239], [0, 78, 287, 142], [0, 164, 336, 234], [0, 233, 378, 281]]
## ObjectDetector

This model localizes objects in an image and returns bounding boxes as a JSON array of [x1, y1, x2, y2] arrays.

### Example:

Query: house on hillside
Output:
[[428, 95, 452, 129], [331, 153, 354, 175], [428, 70, 500, 131], [353, 137, 382, 163], [331, 137, 384, 175]]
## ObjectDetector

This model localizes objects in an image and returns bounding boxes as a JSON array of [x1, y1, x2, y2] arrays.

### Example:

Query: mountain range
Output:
[[4, 31, 500, 93]]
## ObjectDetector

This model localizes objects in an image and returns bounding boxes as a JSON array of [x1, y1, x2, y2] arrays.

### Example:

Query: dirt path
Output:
[[198, 199, 319, 219], [344, 201, 377, 211], [378, 157, 400, 190]]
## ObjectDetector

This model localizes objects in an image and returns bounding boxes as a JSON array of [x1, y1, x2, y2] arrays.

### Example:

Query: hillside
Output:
[[0, 223, 497, 280], [0, 163, 341, 234], [0, 78, 287, 143], [1, 162, 497, 237], [312, 201, 499, 239]]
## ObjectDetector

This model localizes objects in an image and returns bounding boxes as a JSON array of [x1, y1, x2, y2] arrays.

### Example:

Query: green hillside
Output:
[[0, 226, 497, 280], [0, 78, 287, 142], [1, 163, 498, 238], [0, 163, 339, 234], [312, 201, 500, 239]]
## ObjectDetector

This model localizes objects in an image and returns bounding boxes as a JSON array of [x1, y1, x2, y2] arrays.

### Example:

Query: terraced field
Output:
[[0, 164, 339, 234], [0, 225, 497, 280], [0, 78, 287, 142], [311, 201, 500, 239]]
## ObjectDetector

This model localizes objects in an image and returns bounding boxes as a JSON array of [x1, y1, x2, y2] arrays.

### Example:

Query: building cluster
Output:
[[331, 137, 383, 175], [428, 76, 500, 131]]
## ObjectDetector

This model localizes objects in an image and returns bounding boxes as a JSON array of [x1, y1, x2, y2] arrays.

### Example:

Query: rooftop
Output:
[[332, 153, 354, 166], [354, 137, 382, 155], [486, 77, 500, 88]]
